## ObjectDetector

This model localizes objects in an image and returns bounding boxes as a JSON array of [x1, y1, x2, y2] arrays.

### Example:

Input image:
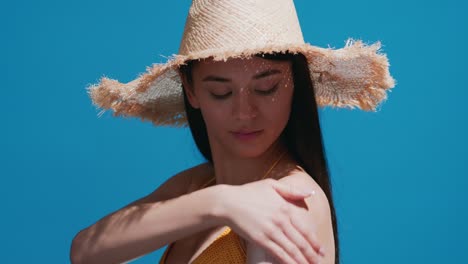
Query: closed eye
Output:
[[209, 83, 280, 100], [210, 91, 232, 100], [255, 83, 280, 95]]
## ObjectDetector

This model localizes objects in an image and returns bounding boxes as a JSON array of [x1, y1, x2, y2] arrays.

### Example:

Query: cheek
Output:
[[198, 98, 230, 132], [261, 90, 293, 127]]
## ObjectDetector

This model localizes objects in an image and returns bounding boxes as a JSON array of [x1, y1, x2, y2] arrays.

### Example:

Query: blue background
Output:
[[2, 0, 467, 263]]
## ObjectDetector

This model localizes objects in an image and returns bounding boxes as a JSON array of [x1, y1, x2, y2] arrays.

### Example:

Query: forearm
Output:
[[70, 184, 228, 264]]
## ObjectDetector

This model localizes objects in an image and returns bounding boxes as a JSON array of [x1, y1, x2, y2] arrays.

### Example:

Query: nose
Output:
[[232, 88, 257, 121]]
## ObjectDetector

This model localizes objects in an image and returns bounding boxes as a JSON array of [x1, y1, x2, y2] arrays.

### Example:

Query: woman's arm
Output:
[[70, 164, 226, 264]]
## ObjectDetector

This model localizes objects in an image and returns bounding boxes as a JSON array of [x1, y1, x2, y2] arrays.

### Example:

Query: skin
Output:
[[69, 56, 334, 264], [179, 56, 335, 263], [181, 56, 295, 186]]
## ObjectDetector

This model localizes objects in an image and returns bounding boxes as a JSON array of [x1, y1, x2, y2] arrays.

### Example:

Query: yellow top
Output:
[[158, 226, 246, 264]]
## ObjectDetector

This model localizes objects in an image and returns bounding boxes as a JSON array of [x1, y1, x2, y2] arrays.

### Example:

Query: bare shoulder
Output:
[[128, 162, 214, 206], [185, 162, 215, 193], [277, 170, 331, 218], [245, 170, 336, 263], [280, 170, 335, 263]]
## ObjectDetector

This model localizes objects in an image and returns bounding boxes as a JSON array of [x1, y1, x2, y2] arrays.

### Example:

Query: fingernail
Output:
[[299, 191, 312, 196], [302, 189, 315, 196]]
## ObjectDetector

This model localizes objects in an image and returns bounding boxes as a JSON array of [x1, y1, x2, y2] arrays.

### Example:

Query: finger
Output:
[[271, 181, 316, 200], [289, 207, 325, 258], [262, 239, 299, 264], [266, 227, 309, 264], [281, 217, 323, 264]]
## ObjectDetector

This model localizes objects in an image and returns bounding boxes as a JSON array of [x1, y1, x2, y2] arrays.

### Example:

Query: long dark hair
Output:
[[179, 52, 340, 263]]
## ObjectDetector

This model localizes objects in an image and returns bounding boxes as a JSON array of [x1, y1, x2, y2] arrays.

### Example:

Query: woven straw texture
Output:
[[87, 0, 396, 127]]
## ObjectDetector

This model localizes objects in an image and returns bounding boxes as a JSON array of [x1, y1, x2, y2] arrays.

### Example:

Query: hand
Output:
[[220, 178, 325, 264]]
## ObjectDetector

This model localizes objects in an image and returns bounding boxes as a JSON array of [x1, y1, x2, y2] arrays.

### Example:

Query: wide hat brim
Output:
[[87, 39, 396, 127]]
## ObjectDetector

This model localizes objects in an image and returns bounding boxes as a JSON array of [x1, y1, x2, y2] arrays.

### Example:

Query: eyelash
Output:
[[210, 84, 279, 100]]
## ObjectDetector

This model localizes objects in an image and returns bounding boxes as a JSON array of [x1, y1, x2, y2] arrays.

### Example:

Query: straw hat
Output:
[[87, 0, 396, 127]]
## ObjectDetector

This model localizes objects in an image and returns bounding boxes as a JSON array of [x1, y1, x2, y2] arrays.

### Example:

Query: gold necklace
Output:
[[198, 150, 288, 189]]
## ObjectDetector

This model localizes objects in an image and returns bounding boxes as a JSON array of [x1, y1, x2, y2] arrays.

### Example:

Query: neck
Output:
[[209, 139, 295, 186]]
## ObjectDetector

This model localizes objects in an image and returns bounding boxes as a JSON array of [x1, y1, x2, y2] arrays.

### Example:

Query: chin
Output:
[[212, 130, 281, 159], [234, 148, 265, 159], [228, 139, 277, 159]]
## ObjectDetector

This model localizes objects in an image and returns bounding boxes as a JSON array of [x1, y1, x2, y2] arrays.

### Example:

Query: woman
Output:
[[175, 52, 337, 264], [71, 0, 394, 263]]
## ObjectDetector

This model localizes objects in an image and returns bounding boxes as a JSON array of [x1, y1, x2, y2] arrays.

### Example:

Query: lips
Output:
[[233, 130, 262, 134], [230, 129, 263, 140]]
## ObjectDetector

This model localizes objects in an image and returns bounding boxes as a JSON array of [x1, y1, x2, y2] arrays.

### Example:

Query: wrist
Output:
[[206, 184, 233, 226]]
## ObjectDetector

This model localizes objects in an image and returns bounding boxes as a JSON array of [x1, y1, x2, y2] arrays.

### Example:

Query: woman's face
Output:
[[182, 56, 294, 158]]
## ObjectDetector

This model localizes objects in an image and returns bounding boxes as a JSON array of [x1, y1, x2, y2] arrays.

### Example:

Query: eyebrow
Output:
[[202, 69, 282, 83]]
